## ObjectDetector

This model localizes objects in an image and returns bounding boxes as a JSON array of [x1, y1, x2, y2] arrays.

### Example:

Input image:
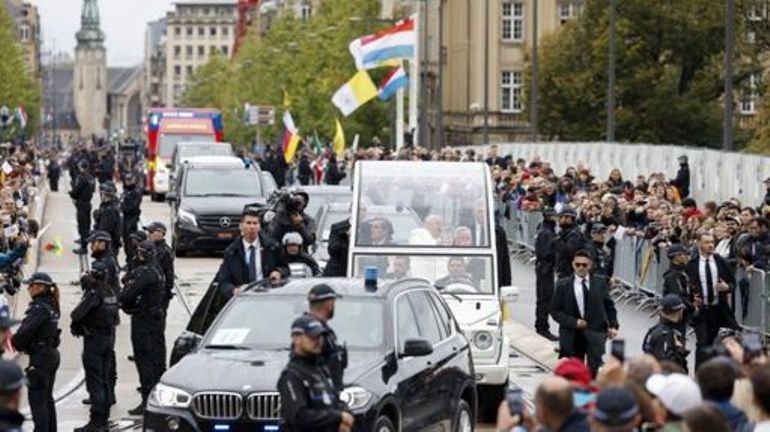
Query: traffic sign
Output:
[[245, 104, 275, 126]]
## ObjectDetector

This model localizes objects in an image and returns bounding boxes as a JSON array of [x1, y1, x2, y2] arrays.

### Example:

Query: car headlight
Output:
[[473, 330, 494, 351], [178, 208, 197, 226], [340, 386, 372, 410], [148, 383, 192, 408]]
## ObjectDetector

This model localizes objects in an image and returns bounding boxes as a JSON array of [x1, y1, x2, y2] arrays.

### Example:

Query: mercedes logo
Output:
[[219, 216, 232, 227]]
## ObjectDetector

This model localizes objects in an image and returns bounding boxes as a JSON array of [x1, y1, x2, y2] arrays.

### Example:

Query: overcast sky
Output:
[[31, 0, 175, 66]]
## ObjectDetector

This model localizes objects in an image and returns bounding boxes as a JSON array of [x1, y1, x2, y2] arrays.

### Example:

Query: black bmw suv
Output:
[[144, 278, 477, 432]]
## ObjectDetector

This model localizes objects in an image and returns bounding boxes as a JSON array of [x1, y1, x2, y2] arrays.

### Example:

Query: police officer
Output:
[[147, 222, 174, 366], [534, 207, 558, 341], [93, 182, 122, 255], [11, 273, 60, 432], [125, 230, 148, 272], [662, 244, 694, 335], [71, 260, 119, 432], [587, 223, 612, 277], [277, 315, 354, 432], [70, 159, 96, 254], [118, 240, 165, 416], [642, 294, 690, 372], [0, 359, 26, 431], [120, 173, 142, 252], [305, 284, 347, 391], [554, 206, 587, 279]]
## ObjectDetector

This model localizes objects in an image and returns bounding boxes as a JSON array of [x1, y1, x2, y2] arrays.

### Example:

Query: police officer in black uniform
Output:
[[70, 159, 96, 254], [587, 223, 611, 277], [120, 173, 142, 254], [305, 284, 347, 391], [0, 359, 26, 431], [71, 260, 119, 432], [534, 207, 558, 341], [642, 294, 690, 372], [147, 222, 174, 367], [11, 273, 60, 432], [118, 240, 165, 416], [662, 244, 694, 335], [125, 230, 148, 272], [277, 315, 354, 432], [554, 206, 587, 279], [93, 182, 122, 255]]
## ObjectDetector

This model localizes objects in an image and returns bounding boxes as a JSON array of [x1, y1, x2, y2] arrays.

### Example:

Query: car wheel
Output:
[[373, 415, 396, 432], [150, 193, 161, 202], [478, 381, 507, 423], [453, 399, 474, 432], [173, 236, 187, 257]]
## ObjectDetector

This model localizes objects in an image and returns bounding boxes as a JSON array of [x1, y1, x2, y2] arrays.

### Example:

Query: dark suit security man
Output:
[[216, 208, 287, 299], [662, 244, 694, 335], [93, 182, 122, 255], [120, 173, 142, 253], [550, 250, 619, 376], [322, 219, 350, 277], [305, 284, 348, 392], [554, 206, 587, 279], [71, 260, 119, 432], [686, 233, 740, 368], [118, 240, 166, 416], [277, 315, 354, 432], [642, 294, 689, 372], [534, 207, 558, 341], [70, 159, 95, 254]]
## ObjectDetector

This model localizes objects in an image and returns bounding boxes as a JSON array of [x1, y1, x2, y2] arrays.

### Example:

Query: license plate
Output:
[[217, 232, 234, 239]]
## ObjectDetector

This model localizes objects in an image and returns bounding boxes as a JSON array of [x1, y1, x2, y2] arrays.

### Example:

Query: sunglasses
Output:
[[574, 262, 590, 268]]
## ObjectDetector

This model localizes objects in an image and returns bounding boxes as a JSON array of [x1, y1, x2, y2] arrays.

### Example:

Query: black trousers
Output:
[[27, 349, 59, 432], [76, 202, 92, 244], [131, 315, 166, 398], [535, 268, 554, 333], [48, 177, 59, 192], [694, 303, 740, 368], [83, 332, 115, 423]]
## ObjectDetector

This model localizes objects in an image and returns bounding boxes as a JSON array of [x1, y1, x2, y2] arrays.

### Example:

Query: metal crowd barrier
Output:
[[740, 269, 769, 335]]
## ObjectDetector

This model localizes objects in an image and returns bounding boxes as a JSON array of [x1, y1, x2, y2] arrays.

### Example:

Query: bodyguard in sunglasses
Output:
[[550, 250, 619, 376]]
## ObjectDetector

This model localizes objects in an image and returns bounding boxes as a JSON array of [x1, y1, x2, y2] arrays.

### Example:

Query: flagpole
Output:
[[396, 87, 405, 152], [408, 14, 419, 145]]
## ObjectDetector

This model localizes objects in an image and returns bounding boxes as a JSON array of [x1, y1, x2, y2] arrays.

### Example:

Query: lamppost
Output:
[[483, 0, 490, 145], [530, 0, 539, 141], [607, 0, 617, 142], [724, 0, 735, 151]]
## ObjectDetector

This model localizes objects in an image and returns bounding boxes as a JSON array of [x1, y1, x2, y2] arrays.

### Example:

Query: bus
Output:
[[348, 160, 519, 422], [145, 108, 224, 201]]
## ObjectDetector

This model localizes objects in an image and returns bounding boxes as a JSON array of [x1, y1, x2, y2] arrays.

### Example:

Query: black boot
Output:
[[82, 397, 91, 405], [74, 420, 108, 432], [128, 399, 146, 416]]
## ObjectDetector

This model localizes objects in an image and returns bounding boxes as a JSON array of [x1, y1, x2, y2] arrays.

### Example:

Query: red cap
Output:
[[554, 357, 592, 388]]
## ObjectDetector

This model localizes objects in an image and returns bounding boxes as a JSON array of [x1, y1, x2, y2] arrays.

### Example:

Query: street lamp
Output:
[[724, 0, 735, 151], [483, 0, 490, 146], [607, 0, 617, 142]]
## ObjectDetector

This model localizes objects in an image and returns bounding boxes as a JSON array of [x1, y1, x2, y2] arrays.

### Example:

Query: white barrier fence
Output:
[[466, 142, 770, 206]]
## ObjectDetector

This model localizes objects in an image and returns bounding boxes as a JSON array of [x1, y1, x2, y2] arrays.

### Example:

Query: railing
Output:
[[499, 200, 770, 335]]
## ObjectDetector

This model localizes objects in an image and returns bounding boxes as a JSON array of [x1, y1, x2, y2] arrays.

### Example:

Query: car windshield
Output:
[[356, 162, 491, 247], [306, 191, 353, 220], [159, 134, 214, 158], [205, 295, 386, 351], [356, 205, 425, 246], [184, 168, 263, 197], [352, 254, 496, 294], [177, 145, 231, 163], [320, 209, 351, 242]]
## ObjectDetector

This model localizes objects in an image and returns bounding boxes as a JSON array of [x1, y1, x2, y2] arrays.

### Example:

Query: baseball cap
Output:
[[592, 387, 640, 426], [307, 284, 342, 302], [646, 373, 702, 416], [666, 244, 689, 259], [554, 357, 592, 389], [290, 315, 328, 337], [22, 272, 54, 286], [0, 360, 25, 394], [660, 294, 686, 313]]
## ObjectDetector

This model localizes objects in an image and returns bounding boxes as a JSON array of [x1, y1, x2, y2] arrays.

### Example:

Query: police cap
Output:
[[542, 207, 556, 217], [307, 283, 342, 303], [558, 206, 578, 219], [90, 260, 110, 274], [144, 222, 167, 233], [591, 223, 608, 234], [666, 244, 689, 259], [136, 240, 156, 254], [0, 360, 25, 394], [88, 230, 112, 243], [592, 387, 640, 426], [22, 272, 54, 286], [99, 182, 117, 194], [290, 315, 328, 337], [660, 294, 686, 313], [129, 230, 148, 242]]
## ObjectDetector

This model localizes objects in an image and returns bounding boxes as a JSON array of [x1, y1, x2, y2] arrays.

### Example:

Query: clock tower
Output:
[[73, 0, 107, 138]]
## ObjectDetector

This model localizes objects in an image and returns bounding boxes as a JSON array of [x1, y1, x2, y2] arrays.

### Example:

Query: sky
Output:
[[30, 0, 175, 66]]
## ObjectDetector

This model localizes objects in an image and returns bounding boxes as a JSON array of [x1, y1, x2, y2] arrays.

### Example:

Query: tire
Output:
[[150, 193, 162, 202], [172, 236, 187, 257], [477, 381, 507, 423], [453, 399, 474, 432], [373, 415, 396, 432]]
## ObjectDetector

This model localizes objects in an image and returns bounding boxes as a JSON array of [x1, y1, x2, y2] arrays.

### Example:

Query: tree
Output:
[[537, 0, 740, 148], [0, 3, 41, 140], [182, 0, 394, 151]]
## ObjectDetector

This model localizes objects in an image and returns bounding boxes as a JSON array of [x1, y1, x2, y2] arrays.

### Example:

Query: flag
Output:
[[378, 65, 409, 101], [282, 110, 301, 163], [333, 118, 346, 156], [312, 131, 323, 154], [283, 89, 291, 108], [349, 17, 416, 70], [332, 70, 378, 116], [14, 106, 27, 129]]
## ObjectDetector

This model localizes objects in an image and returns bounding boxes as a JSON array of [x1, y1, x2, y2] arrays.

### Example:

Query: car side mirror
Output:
[[165, 192, 178, 203], [500, 285, 519, 303], [170, 331, 203, 366], [402, 338, 433, 357]]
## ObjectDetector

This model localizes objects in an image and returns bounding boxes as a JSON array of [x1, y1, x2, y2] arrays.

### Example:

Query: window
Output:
[[396, 296, 421, 352], [173, 65, 181, 77], [198, 45, 205, 56], [559, 3, 571, 24], [501, 71, 523, 113], [198, 26, 205, 36], [202, 7, 210, 15], [185, 45, 193, 58], [222, 26, 230, 37], [186, 26, 193, 36], [186, 65, 194, 76], [173, 46, 181, 58], [222, 46, 229, 55], [174, 26, 181, 36], [741, 73, 760, 115], [210, 26, 217, 36], [18, 25, 30, 42], [210, 46, 217, 55], [409, 292, 443, 345], [173, 84, 182, 98], [300, 3, 313, 20], [501, 1, 524, 42], [748, 1, 768, 21], [426, 292, 454, 339]]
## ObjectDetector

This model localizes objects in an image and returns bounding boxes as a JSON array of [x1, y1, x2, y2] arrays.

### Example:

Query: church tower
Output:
[[73, 0, 107, 138]]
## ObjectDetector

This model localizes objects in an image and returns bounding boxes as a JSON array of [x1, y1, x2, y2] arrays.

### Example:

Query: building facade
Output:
[[4, 0, 42, 78], [73, 0, 108, 138], [144, 18, 168, 107], [164, 0, 238, 107]]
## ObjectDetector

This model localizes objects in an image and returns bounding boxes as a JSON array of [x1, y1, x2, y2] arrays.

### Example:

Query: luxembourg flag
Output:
[[378, 65, 409, 101], [14, 106, 27, 129], [282, 110, 301, 163], [349, 17, 415, 70]]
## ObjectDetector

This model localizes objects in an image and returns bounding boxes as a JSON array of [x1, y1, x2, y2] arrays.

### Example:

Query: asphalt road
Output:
[[20, 188, 674, 431]]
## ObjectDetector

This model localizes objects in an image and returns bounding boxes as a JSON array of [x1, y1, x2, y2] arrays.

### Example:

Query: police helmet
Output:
[[99, 182, 117, 195], [282, 232, 303, 246], [88, 230, 112, 243], [77, 159, 89, 170], [123, 173, 136, 184]]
